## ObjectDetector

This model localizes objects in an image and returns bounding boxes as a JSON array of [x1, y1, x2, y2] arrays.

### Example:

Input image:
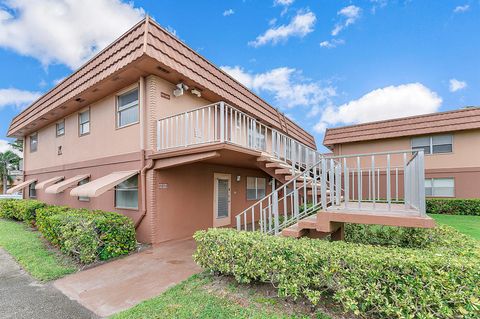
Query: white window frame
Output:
[[425, 178, 455, 197], [246, 177, 267, 201], [116, 88, 139, 128], [29, 133, 38, 153], [411, 134, 453, 155], [29, 181, 37, 198], [114, 175, 139, 210], [56, 120, 65, 137], [78, 109, 90, 136]]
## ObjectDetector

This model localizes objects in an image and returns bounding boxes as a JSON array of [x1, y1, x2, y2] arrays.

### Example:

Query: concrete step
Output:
[[265, 162, 291, 169], [298, 215, 317, 229], [275, 168, 293, 175], [281, 223, 308, 238]]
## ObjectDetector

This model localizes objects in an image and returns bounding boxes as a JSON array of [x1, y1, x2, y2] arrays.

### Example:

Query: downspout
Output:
[[135, 154, 154, 229], [135, 75, 152, 229]]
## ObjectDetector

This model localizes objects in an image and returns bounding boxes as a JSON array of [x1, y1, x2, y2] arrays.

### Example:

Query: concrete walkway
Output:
[[54, 238, 202, 317], [0, 248, 96, 319]]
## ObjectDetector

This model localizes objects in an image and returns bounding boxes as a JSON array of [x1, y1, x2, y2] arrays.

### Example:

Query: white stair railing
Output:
[[235, 157, 342, 234], [235, 150, 426, 235]]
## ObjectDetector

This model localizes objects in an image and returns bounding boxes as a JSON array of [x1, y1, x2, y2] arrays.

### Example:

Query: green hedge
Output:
[[1, 200, 136, 264], [426, 198, 480, 216], [0, 199, 17, 219], [0, 199, 46, 225], [194, 227, 480, 319]]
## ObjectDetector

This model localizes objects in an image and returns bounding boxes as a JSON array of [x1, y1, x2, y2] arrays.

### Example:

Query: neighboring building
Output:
[[6, 17, 318, 243], [323, 107, 480, 199]]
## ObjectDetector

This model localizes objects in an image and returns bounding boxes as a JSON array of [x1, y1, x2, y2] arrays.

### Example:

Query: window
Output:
[[425, 178, 454, 197], [29, 133, 38, 152], [412, 134, 452, 155], [79, 110, 90, 135], [247, 177, 266, 200], [77, 178, 90, 202], [29, 181, 37, 198], [115, 175, 139, 209], [432, 135, 453, 153], [117, 88, 139, 128], [56, 120, 65, 137]]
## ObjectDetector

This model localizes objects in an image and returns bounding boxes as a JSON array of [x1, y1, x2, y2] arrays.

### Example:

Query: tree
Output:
[[9, 139, 23, 153], [0, 151, 21, 194]]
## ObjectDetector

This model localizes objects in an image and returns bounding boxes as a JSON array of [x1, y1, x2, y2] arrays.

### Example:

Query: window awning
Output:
[[35, 176, 64, 190], [6, 179, 37, 194], [45, 174, 89, 194], [70, 170, 138, 198]]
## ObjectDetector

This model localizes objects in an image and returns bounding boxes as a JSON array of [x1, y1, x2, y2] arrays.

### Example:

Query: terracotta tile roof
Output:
[[8, 17, 316, 149], [323, 107, 480, 147]]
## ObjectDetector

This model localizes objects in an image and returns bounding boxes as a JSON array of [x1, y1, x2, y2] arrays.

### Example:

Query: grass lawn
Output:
[[111, 274, 334, 319], [430, 214, 480, 240], [0, 219, 78, 281]]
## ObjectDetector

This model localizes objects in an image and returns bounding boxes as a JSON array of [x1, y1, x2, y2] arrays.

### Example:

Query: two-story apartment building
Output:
[[323, 107, 480, 199], [6, 17, 320, 243]]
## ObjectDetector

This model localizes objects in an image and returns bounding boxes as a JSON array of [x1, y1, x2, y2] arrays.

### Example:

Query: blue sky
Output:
[[0, 0, 478, 152]]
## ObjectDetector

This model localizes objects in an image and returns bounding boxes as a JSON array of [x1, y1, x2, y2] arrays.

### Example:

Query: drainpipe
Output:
[[135, 152, 154, 229]]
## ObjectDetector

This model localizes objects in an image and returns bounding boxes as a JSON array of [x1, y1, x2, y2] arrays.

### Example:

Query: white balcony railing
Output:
[[157, 102, 320, 169]]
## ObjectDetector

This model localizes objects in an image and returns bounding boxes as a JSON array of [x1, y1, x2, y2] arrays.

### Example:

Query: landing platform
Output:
[[282, 202, 435, 239], [327, 202, 420, 217], [319, 202, 435, 231]]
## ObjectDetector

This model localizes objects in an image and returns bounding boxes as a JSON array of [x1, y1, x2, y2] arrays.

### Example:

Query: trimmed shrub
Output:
[[1, 200, 136, 264], [12, 200, 46, 225], [0, 199, 18, 219], [37, 207, 136, 263], [194, 227, 480, 319], [344, 223, 479, 252], [36, 206, 72, 245], [0, 199, 46, 225], [426, 198, 480, 216]]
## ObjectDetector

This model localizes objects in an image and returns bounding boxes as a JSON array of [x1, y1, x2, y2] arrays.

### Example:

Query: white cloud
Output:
[[454, 5, 470, 13], [332, 5, 361, 36], [223, 9, 235, 16], [249, 10, 316, 47], [314, 83, 442, 133], [274, 0, 294, 6], [0, 88, 41, 109], [320, 39, 345, 48], [0, 139, 22, 156], [449, 79, 467, 92], [370, 0, 388, 13], [221, 65, 336, 109], [0, 0, 145, 69]]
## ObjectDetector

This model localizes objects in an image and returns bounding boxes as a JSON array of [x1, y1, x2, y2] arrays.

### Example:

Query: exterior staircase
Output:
[[236, 149, 434, 240]]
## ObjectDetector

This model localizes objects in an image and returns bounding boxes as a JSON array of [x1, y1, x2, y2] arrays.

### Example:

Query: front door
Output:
[[213, 173, 231, 227]]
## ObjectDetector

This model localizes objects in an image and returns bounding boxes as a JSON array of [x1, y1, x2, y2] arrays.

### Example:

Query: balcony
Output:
[[156, 102, 320, 169]]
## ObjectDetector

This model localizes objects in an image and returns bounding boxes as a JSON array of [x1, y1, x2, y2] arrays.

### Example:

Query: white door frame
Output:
[[213, 173, 231, 227]]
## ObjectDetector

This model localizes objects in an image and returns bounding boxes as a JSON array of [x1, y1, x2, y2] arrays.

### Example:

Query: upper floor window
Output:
[[79, 110, 90, 136], [56, 120, 65, 137], [29, 133, 38, 153], [246, 177, 266, 200], [117, 88, 139, 128], [412, 134, 452, 155], [29, 181, 37, 198], [425, 178, 454, 197], [115, 175, 139, 209]]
